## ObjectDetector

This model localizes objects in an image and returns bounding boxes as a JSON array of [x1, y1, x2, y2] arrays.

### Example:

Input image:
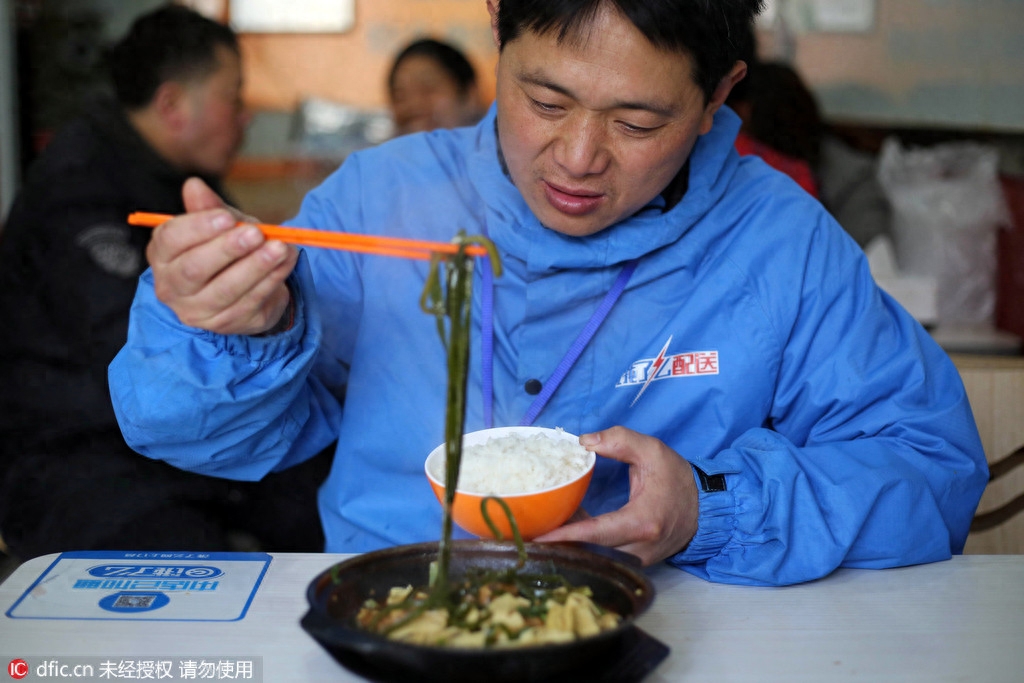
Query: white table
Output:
[[1, 553, 1022, 682]]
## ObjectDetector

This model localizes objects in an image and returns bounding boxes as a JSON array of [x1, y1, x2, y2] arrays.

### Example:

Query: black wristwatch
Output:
[[692, 464, 727, 493]]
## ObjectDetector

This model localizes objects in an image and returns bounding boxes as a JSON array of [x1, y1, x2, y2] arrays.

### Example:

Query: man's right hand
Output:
[[146, 177, 299, 336]]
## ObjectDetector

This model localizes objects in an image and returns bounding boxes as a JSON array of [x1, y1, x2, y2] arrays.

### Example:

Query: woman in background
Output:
[[387, 38, 486, 136]]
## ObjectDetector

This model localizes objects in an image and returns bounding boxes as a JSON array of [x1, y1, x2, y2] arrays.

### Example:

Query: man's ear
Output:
[[699, 61, 747, 135], [152, 81, 187, 131], [487, 0, 500, 49]]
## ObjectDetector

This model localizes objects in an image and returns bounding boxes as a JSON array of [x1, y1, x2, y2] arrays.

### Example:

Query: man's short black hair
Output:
[[388, 38, 478, 95], [108, 5, 239, 109], [494, 0, 765, 102]]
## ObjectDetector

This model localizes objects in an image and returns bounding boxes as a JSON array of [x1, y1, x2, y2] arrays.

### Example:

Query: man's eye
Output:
[[620, 121, 657, 134], [530, 98, 561, 113]]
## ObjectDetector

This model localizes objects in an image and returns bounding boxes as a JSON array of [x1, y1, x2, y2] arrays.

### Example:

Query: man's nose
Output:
[[553, 114, 610, 177]]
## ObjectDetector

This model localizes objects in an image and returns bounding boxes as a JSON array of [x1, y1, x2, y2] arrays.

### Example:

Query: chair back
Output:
[[953, 353, 1024, 554]]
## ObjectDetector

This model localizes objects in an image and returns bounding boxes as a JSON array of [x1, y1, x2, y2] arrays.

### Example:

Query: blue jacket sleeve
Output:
[[108, 252, 344, 480], [669, 226, 988, 586]]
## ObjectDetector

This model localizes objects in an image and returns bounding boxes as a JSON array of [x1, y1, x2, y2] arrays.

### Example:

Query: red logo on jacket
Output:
[[617, 336, 719, 406]]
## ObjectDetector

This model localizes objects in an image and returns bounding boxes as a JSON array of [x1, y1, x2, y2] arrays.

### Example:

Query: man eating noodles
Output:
[[108, 0, 987, 586]]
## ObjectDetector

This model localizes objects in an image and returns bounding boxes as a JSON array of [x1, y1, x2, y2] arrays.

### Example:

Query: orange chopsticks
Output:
[[127, 212, 489, 261]]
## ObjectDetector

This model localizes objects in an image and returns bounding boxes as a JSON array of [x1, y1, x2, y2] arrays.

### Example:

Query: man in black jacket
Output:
[[0, 5, 328, 560]]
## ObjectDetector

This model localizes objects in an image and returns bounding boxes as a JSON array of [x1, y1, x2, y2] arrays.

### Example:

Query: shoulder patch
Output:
[[75, 223, 142, 278]]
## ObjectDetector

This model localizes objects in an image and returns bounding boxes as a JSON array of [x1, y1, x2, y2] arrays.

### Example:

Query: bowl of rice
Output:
[[424, 426, 596, 540]]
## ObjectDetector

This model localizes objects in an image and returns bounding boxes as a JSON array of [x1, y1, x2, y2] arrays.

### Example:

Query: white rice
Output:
[[432, 430, 592, 495]]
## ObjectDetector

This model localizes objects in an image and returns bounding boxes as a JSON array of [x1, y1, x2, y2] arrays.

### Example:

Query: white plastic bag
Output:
[[877, 138, 1010, 326]]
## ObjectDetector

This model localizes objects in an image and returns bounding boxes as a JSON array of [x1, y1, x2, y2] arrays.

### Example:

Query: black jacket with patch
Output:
[[0, 106, 335, 561], [0, 96, 225, 451]]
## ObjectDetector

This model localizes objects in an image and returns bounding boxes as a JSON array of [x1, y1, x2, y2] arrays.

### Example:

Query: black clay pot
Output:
[[300, 540, 668, 683]]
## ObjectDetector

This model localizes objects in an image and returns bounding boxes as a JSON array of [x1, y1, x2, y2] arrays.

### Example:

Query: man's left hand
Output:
[[534, 425, 699, 566]]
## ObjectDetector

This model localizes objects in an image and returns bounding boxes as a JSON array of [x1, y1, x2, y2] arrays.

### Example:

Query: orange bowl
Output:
[[424, 427, 595, 540]]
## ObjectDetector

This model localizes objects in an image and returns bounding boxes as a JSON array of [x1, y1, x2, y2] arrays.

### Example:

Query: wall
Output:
[[54, 0, 164, 39], [768, 0, 1024, 131], [239, 0, 496, 112]]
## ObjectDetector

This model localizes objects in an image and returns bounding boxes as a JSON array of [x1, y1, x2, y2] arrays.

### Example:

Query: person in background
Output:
[[0, 4, 329, 561], [109, 0, 985, 587], [726, 21, 890, 247], [387, 37, 487, 136], [726, 21, 822, 197]]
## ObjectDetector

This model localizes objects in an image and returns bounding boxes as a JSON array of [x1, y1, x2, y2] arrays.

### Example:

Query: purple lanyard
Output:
[[480, 257, 639, 428]]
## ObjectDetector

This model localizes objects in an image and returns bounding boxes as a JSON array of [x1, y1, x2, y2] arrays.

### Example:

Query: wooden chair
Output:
[[952, 353, 1024, 554]]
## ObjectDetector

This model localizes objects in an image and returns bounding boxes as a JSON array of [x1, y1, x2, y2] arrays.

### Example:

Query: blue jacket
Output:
[[110, 105, 987, 586]]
